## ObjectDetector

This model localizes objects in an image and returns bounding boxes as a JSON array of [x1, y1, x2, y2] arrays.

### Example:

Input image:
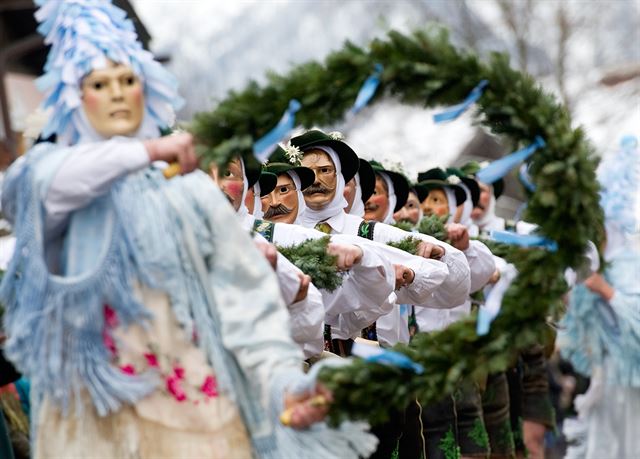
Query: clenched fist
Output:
[[144, 132, 198, 175], [282, 383, 333, 429], [416, 241, 445, 259], [327, 243, 363, 271], [293, 273, 311, 303], [446, 223, 470, 251], [393, 264, 415, 290]]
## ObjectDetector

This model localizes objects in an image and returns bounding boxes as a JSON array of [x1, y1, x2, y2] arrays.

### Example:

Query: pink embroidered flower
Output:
[[201, 375, 218, 398], [144, 353, 159, 368], [173, 366, 185, 380], [102, 331, 117, 357], [166, 376, 187, 402], [103, 305, 118, 328], [120, 364, 136, 375]]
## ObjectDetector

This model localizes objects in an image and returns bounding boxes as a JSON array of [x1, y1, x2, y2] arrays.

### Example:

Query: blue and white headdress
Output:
[[34, 0, 184, 145], [597, 135, 640, 235]]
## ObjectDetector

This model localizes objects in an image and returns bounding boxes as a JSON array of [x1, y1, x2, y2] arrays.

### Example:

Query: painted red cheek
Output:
[[370, 195, 386, 206], [84, 92, 100, 109], [132, 87, 143, 102], [224, 181, 243, 199]]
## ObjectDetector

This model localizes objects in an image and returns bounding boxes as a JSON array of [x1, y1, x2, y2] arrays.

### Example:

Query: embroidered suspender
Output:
[[252, 219, 276, 243], [357, 220, 377, 240]]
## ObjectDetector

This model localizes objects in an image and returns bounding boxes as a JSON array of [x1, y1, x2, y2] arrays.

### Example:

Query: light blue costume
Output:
[[560, 136, 640, 459], [0, 1, 376, 458]]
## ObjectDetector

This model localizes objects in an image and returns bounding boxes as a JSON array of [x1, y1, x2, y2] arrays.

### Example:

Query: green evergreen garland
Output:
[[392, 220, 415, 232], [416, 214, 450, 241], [190, 28, 603, 425], [387, 236, 422, 255], [276, 237, 343, 292]]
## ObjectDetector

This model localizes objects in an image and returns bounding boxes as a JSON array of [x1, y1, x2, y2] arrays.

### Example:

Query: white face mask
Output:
[[473, 192, 497, 228], [299, 146, 347, 226]]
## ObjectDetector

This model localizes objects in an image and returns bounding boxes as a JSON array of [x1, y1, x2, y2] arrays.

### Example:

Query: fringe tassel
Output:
[[0, 157, 155, 417]]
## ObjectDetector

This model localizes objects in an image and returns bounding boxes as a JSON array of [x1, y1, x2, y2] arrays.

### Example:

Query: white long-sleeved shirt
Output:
[[44, 138, 150, 236], [257, 218, 451, 306], [316, 211, 472, 342], [321, 212, 471, 309], [241, 216, 397, 324], [416, 240, 496, 333], [266, 218, 455, 338], [253, 233, 325, 358]]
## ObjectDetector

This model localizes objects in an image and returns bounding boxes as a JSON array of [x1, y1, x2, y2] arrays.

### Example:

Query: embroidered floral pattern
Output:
[[144, 353, 159, 367], [166, 375, 187, 402], [103, 330, 117, 357], [103, 304, 119, 328], [120, 364, 136, 375], [201, 375, 219, 398], [102, 303, 220, 404], [102, 304, 118, 357]]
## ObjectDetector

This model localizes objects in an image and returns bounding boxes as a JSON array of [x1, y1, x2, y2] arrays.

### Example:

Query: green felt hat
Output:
[[290, 130, 359, 183], [357, 158, 376, 204], [262, 145, 315, 190], [446, 167, 480, 207], [461, 160, 504, 199], [416, 168, 467, 205], [368, 160, 410, 211], [242, 156, 262, 189], [257, 172, 277, 197]]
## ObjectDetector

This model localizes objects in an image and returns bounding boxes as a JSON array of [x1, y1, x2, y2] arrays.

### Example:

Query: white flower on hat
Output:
[[447, 175, 462, 185], [381, 159, 406, 175], [284, 143, 303, 164], [328, 131, 345, 141], [479, 161, 490, 169]]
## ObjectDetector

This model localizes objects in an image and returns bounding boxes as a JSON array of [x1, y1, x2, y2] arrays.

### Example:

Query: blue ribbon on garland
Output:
[[352, 342, 424, 374], [350, 63, 383, 114], [433, 79, 489, 123], [490, 230, 558, 252], [476, 136, 546, 185], [366, 349, 424, 375], [253, 99, 301, 163], [519, 163, 536, 192], [477, 307, 494, 336]]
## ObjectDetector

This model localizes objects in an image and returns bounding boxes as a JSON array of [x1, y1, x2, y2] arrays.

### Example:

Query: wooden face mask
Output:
[[81, 62, 145, 138]]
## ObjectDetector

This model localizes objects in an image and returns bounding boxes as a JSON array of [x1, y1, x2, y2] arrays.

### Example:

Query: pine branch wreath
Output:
[[191, 28, 603, 425]]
